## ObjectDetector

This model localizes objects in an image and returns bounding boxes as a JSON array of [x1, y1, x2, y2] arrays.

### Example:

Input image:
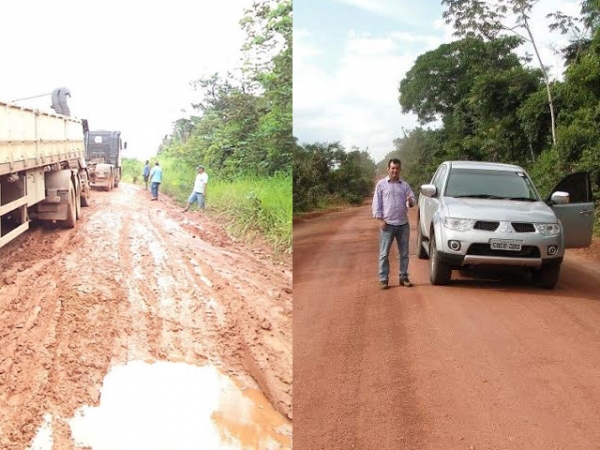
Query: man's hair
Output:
[[145, 160, 149, 164], [155, 161, 159, 165], [388, 158, 402, 168]]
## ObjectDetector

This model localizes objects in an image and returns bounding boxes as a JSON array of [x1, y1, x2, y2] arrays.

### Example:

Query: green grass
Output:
[[122, 157, 292, 255]]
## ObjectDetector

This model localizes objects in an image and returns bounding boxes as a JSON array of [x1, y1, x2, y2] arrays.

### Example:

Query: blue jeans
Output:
[[151, 182, 160, 198], [379, 223, 410, 281], [188, 191, 205, 209]]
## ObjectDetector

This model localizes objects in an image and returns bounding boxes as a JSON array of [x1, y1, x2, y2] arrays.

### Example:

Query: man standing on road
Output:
[[142, 160, 150, 190], [149, 161, 163, 201], [183, 165, 209, 212], [372, 158, 416, 289]]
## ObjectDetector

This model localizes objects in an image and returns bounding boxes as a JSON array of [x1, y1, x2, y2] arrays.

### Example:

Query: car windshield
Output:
[[444, 168, 540, 201]]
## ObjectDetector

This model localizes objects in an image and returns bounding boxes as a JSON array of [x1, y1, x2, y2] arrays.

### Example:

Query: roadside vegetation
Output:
[[293, 142, 376, 214], [123, 0, 292, 255], [293, 0, 600, 233]]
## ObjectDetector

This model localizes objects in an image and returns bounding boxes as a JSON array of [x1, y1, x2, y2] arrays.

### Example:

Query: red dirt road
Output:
[[0, 183, 291, 449], [293, 205, 600, 450]]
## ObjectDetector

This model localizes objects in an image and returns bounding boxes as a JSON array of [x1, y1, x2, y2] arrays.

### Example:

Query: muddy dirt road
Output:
[[0, 184, 292, 449], [293, 205, 600, 450]]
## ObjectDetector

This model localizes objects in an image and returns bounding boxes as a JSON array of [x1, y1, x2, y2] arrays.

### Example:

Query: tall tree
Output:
[[441, 0, 574, 145]]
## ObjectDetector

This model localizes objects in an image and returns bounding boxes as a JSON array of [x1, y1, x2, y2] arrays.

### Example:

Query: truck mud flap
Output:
[[36, 170, 72, 221]]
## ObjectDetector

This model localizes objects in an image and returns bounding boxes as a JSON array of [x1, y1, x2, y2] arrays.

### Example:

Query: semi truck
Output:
[[0, 97, 91, 249], [85, 129, 126, 191]]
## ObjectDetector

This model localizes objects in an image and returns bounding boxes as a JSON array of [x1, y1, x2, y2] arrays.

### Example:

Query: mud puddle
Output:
[[27, 360, 292, 449]]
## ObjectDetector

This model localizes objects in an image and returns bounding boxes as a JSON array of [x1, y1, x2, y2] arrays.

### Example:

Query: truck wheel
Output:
[[75, 181, 82, 219], [416, 217, 428, 260], [532, 264, 561, 289], [429, 233, 451, 285], [61, 184, 77, 229], [81, 172, 91, 207]]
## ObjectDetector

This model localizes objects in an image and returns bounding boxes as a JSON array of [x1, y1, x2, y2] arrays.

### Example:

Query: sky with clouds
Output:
[[0, 0, 253, 160], [294, 0, 582, 163]]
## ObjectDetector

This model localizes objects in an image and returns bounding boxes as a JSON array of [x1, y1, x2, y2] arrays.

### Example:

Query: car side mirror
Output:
[[420, 184, 437, 198], [550, 191, 569, 205]]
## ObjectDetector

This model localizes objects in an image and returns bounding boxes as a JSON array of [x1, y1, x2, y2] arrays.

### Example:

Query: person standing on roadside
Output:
[[183, 165, 209, 212], [142, 160, 151, 190], [372, 158, 416, 289], [149, 161, 163, 201]]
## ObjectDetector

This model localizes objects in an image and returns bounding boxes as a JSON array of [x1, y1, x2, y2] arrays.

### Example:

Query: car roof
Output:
[[443, 160, 525, 172]]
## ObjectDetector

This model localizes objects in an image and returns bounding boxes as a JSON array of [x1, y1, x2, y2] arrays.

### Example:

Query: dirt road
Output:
[[293, 205, 600, 450], [0, 184, 291, 449]]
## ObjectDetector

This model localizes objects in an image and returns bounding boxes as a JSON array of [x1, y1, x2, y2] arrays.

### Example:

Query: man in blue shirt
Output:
[[148, 162, 163, 201]]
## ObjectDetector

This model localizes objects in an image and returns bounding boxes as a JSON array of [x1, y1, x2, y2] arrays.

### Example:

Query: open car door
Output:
[[549, 172, 595, 248]]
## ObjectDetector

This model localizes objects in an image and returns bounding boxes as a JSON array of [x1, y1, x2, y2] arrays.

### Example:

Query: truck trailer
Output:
[[0, 99, 91, 249]]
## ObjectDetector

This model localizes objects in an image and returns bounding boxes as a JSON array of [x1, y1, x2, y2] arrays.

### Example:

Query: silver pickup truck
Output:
[[416, 161, 595, 289]]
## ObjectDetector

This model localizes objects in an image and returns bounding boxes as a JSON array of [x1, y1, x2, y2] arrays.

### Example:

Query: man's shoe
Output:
[[379, 280, 389, 290], [400, 278, 413, 287]]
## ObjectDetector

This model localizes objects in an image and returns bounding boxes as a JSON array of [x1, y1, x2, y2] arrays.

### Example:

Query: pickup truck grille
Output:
[[474, 221, 536, 233], [511, 222, 535, 233], [474, 221, 499, 231], [467, 243, 540, 258]]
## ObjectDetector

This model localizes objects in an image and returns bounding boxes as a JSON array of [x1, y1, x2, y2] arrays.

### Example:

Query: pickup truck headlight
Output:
[[535, 223, 560, 235], [443, 217, 476, 231]]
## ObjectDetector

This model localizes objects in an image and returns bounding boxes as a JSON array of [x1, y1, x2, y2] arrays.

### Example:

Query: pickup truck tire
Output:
[[429, 233, 451, 285], [532, 264, 561, 289], [416, 217, 428, 259]]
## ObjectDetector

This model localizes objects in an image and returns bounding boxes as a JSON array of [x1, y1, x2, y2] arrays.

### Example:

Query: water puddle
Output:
[[28, 360, 291, 449]]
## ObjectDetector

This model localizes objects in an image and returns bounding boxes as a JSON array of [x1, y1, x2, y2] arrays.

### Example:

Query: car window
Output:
[[445, 169, 539, 200], [434, 165, 447, 192], [430, 167, 442, 185], [550, 172, 592, 203]]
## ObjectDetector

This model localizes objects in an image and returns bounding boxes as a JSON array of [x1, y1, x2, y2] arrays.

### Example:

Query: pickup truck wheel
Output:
[[429, 233, 451, 285], [416, 217, 428, 259], [532, 264, 561, 289]]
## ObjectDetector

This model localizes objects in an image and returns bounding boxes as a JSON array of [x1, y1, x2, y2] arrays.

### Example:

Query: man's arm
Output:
[[372, 182, 386, 229]]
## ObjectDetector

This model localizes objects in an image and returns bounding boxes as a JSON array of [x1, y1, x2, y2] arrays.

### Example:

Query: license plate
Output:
[[490, 239, 522, 251]]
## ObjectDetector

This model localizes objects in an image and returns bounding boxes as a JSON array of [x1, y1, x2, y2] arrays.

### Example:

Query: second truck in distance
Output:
[[85, 129, 126, 191]]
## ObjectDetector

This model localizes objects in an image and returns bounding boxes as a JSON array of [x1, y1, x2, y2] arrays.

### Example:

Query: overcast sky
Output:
[[0, 0, 253, 160], [294, 0, 582, 164]]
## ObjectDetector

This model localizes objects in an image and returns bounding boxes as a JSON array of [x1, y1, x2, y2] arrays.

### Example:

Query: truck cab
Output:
[[85, 130, 126, 190]]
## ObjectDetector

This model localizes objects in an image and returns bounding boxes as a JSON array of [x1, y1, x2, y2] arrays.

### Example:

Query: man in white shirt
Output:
[[183, 165, 209, 212]]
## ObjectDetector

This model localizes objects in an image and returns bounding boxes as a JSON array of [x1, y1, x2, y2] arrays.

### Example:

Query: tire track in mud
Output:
[[139, 208, 252, 379], [114, 210, 165, 363], [39, 207, 130, 446], [146, 209, 293, 417], [111, 203, 228, 371], [0, 225, 88, 448]]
